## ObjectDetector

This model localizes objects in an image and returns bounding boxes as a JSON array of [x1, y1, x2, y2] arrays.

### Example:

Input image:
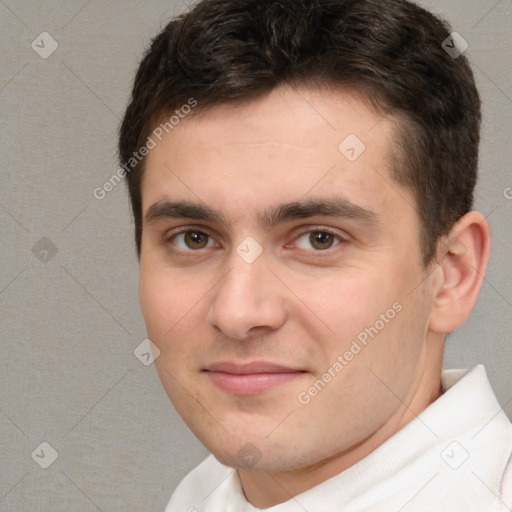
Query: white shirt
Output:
[[166, 365, 512, 511]]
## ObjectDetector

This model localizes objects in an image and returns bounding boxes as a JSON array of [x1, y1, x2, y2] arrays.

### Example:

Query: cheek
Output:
[[295, 269, 389, 339], [139, 269, 167, 338], [300, 265, 424, 369], [139, 266, 192, 343], [138, 265, 215, 378]]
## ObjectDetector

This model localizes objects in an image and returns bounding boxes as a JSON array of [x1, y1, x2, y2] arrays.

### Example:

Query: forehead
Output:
[[141, 85, 412, 228]]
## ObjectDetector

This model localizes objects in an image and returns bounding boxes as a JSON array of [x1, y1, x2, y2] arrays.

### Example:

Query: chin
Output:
[[201, 432, 311, 473]]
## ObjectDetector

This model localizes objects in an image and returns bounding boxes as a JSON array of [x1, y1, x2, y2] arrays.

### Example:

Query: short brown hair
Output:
[[119, 0, 481, 264]]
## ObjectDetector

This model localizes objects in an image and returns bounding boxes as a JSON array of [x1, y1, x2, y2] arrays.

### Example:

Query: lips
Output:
[[203, 361, 305, 394]]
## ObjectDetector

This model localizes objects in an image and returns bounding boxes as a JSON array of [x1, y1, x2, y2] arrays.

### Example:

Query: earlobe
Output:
[[428, 212, 491, 334]]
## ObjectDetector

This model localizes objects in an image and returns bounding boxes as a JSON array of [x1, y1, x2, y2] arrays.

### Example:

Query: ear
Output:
[[428, 211, 491, 334]]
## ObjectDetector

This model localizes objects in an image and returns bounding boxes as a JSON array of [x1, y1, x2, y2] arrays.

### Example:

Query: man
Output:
[[119, 0, 512, 509]]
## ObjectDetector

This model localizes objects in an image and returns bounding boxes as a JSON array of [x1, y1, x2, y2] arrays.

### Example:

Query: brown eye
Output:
[[294, 230, 342, 251], [169, 230, 214, 250], [184, 231, 209, 249], [309, 232, 335, 250]]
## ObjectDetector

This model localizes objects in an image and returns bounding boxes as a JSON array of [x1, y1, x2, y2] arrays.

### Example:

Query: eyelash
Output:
[[164, 225, 348, 255]]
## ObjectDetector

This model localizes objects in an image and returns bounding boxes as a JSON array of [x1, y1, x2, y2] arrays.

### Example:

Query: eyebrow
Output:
[[144, 196, 379, 230]]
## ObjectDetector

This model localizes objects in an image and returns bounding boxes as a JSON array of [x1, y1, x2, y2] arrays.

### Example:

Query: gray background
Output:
[[0, 0, 510, 510]]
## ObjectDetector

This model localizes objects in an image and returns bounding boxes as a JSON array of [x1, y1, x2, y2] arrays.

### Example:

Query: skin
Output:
[[138, 85, 490, 507]]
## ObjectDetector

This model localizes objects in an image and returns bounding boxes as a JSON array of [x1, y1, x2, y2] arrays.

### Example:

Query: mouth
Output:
[[203, 361, 306, 395]]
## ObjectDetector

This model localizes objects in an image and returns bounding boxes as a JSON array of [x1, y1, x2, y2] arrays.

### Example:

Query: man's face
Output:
[[139, 86, 439, 473]]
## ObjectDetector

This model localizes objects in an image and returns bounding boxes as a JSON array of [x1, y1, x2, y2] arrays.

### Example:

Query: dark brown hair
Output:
[[119, 0, 481, 264]]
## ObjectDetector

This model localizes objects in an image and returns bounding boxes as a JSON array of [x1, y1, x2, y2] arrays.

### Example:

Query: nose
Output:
[[207, 249, 287, 341]]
